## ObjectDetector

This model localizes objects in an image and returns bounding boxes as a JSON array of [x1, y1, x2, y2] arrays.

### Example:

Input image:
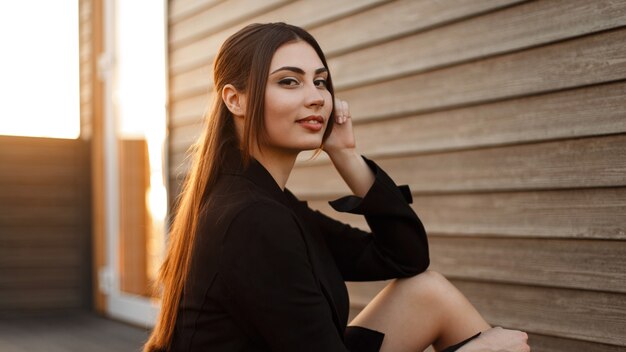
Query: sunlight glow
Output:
[[114, 0, 168, 288], [0, 1, 80, 139]]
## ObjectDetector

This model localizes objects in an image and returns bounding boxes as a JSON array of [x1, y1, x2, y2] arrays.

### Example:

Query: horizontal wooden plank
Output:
[[340, 28, 626, 122], [0, 206, 89, 227], [350, 81, 626, 158], [347, 280, 626, 346], [170, 64, 213, 101], [428, 237, 626, 293], [0, 268, 82, 290], [330, 0, 626, 89], [0, 288, 83, 310], [170, 121, 205, 154], [311, 0, 526, 57], [458, 281, 626, 346], [0, 184, 83, 205], [0, 162, 83, 178], [169, 94, 212, 128], [169, 0, 291, 48], [0, 248, 83, 268], [171, 81, 626, 159], [0, 153, 85, 168], [424, 334, 626, 352], [0, 168, 87, 187], [288, 134, 626, 196], [308, 186, 626, 240], [169, 0, 224, 24], [169, 0, 389, 74], [0, 142, 86, 169], [0, 227, 84, 247], [525, 333, 626, 352]]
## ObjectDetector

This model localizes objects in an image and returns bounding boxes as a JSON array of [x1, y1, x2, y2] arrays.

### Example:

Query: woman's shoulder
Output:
[[227, 199, 300, 237], [220, 200, 307, 261], [200, 175, 297, 234], [209, 174, 289, 212]]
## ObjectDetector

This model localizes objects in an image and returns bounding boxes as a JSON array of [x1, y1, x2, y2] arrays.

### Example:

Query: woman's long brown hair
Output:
[[144, 23, 335, 352]]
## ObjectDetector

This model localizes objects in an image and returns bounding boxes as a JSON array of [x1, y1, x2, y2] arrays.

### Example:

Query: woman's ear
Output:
[[222, 84, 246, 117]]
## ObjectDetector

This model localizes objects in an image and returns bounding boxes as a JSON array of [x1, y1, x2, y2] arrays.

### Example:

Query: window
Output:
[[0, 1, 79, 139]]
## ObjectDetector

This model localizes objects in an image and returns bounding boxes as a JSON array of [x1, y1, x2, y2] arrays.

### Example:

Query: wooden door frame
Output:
[[88, 0, 107, 313], [88, 0, 167, 326]]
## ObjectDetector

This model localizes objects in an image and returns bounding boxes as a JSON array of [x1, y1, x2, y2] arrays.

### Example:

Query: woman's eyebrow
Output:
[[270, 66, 328, 75]]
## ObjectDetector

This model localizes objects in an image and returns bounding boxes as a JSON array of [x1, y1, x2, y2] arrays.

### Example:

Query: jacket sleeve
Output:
[[219, 202, 350, 352], [311, 156, 430, 281]]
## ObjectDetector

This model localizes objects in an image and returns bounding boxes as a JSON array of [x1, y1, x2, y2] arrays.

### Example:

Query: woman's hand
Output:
[[322, 98, 374, 197], [459, 327, 530, 352], [323, 98, 355, 155]]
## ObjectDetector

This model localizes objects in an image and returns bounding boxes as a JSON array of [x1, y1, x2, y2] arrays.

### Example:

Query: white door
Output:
[[100, 0, 168, 327]]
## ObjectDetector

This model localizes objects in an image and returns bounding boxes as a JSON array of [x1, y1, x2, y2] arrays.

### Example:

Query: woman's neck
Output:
[[251, 147, 298, 190]]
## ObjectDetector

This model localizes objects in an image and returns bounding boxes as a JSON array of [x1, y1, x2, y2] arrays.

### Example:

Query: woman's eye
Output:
[[314, 79, 327, 88], [278, 78, 299, 86]]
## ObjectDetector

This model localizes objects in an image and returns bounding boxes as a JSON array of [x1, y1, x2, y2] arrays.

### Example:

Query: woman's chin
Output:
[[291, 139, 324, 152]]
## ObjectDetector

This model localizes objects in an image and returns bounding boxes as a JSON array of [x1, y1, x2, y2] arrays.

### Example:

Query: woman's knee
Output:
[[396, 270, 450, 288], [394, 270, 454, 303]]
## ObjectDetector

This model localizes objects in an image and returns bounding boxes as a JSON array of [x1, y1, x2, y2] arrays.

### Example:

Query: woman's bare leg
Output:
[[348, 270, 490, 352]]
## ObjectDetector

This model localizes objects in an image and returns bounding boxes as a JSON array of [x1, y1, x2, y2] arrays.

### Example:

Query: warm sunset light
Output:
[[114, 0, 168, 287], [0, 1, 80, 139]]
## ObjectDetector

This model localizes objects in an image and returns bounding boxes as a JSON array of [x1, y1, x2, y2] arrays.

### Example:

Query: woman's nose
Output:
[[305, 83, 325, 107]]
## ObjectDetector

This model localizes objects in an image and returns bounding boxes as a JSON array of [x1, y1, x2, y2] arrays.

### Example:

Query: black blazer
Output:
[[169, 151, 429, 351]]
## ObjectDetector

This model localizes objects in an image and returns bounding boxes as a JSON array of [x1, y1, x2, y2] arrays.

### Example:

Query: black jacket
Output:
[[169, 151, 429, 351]]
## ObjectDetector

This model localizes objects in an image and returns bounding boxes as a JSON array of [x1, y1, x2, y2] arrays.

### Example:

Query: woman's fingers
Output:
[[334, 98, 351, 124], [324, 98, 356, 152], [334, 98, 343, 124], [341, 100, 350, 124]]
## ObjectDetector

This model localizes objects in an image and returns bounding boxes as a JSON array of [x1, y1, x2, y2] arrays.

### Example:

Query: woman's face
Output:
[[262, 40, 333, 154]]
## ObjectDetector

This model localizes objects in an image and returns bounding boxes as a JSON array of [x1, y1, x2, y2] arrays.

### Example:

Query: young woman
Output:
[[144, 23, 530, 352]]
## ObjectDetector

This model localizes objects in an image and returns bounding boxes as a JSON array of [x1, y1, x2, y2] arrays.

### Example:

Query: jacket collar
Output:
[[221, 146, 291, 206]]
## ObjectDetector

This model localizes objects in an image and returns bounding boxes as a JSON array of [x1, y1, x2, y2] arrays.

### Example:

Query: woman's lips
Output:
[[296, 115, 324, 132]]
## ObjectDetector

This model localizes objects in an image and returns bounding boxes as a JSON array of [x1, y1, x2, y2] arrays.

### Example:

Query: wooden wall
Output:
[[166, 0, 626, 350], [79, 0, 94, 141], [0, 136, 92, 312], [79, 0, 107, 312]]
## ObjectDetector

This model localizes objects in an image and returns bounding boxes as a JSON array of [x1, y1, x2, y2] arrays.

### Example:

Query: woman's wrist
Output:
[[326, 147, 359, 164], [326, 147, 374, 197]]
